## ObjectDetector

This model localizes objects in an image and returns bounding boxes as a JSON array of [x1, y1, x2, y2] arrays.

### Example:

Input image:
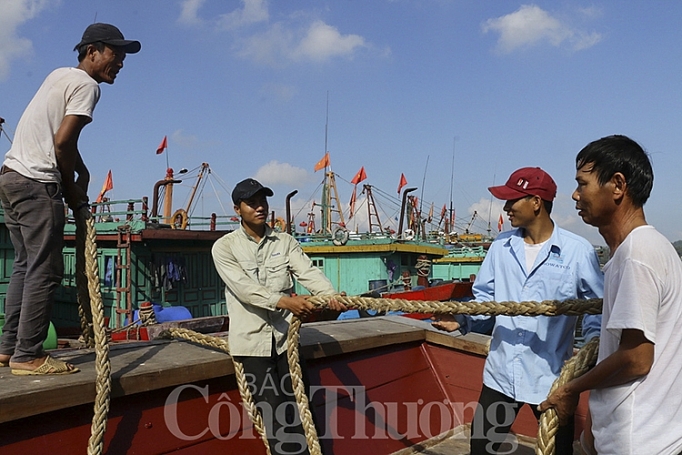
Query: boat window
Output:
[[312, 258, 324, 269], [400, 254, 415, 267], [103, 256, 115, 288]]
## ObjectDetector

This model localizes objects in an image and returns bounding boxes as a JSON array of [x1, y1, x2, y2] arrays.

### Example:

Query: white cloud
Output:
[[238, 19, 367, 65], [217, 0, 268, 30], [178, 2, 371, 66], [179, 0, 268, 29], [482, 4, 602, 53], [292, 20, 366, 61], [178, 0, 205, 26], [237, 22, 292, 65], [253, 160, 313, 187], [0, 0, 53, 81]]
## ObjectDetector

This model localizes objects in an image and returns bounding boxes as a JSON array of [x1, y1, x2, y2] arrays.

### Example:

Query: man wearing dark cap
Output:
[[0, 23, 140, 375], [212, 178, 346, 455], [433, 167, 603, 454]]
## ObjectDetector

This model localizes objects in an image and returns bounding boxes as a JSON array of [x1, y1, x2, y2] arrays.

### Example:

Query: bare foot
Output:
[[0, 353, 11, 366]]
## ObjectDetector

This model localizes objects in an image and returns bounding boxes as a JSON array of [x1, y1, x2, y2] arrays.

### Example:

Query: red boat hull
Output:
[[383, 282, 474, 320]]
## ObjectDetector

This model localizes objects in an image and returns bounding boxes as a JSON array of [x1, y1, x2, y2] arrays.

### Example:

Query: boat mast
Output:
[[419, 155, 429, 239], [363, 184, 382, 233], [319, 92, 345, 233], [184, 163, 210, 215], [448, 137, 457, 241]]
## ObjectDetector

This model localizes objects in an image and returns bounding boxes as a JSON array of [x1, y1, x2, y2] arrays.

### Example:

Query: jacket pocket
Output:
[[266, 257, 292, 292]]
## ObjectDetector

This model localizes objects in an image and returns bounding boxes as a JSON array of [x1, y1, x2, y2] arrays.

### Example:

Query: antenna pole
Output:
[[419, 155, 429, 228], [449, 137, 457, 235]]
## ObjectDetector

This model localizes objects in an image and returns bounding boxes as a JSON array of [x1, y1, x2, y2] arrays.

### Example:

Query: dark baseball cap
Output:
[[488, 167, 557, 202], [232, 178, 274, 205], [73, 23, 141, 54]]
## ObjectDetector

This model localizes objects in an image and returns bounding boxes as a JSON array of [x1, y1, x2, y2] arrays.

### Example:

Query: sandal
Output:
[[11, 356, 80, 376], [0, 361, 8, 368]]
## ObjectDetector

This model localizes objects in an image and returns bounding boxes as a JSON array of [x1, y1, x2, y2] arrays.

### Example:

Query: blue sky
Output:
[[1, 0, 681, 245]]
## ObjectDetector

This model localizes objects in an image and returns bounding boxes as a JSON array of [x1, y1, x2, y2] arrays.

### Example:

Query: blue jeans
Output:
[[0, 170, 65, 362]]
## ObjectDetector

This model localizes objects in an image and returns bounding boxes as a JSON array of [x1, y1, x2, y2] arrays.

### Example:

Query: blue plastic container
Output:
[[133, 303, 192, 324]]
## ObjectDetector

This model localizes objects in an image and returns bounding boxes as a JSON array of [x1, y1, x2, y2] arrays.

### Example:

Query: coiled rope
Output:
[[75, 207, 112, 455]]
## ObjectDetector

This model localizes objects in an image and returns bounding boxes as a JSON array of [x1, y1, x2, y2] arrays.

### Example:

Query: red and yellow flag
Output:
[[350, 166, 367, 185], [498, 213, 504, 232]]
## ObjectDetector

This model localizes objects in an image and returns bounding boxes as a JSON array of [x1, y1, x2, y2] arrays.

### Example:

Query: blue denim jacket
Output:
[[464, 225, 604, 404]]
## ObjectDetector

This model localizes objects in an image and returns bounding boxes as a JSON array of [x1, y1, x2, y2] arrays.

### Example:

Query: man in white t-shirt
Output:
[[0, 24, 140, 376], [540, 135, 682, 455]]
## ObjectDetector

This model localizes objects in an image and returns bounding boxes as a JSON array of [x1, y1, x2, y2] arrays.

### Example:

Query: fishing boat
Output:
[[383, 281, 473, 302], [0, 314, 591, 454]]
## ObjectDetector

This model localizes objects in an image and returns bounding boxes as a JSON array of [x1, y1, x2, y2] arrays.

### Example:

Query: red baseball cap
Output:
[[488, 167, 557, 202]]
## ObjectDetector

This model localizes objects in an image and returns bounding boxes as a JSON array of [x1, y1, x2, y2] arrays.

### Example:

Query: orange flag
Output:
[[498, 213, 504, 232], [156, 136, 168, 155], [95, 170, 113, 203], [314, 152, 330, 172], [350, 166, 367, 185], [427, 202, 434, 223], [397, 173, 407, 194]]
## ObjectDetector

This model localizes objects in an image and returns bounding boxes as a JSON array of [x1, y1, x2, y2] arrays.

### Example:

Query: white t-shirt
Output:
[[590, 225, 682, 455], [4, 67, 100, 182], [524, 239, 547, 272]]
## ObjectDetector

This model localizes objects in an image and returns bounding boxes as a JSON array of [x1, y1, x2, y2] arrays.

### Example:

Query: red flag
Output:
[[440, 204, 447, 219], [350, 166, 367, 185], [397, 173, 407, 194], [156, 136, 168, 155], [498, 213, 504, 232], [314, 152, 330, 172], [348, 186, 357, 219], [95, 170, 114, 203]]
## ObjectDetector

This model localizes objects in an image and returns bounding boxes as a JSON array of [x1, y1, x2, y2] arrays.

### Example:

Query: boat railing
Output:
[[72, 198, 240, 231], [294, 231, 395, 243]]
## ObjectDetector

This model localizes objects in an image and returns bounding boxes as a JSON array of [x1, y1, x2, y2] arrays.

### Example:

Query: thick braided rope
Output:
[[287, 317, 323, 455], [165, 327, 272, 455], [75, 208, 112, 455], [75, 214, 94, 347], [306, 295, 602, 316], [535, 337, 600, 455]]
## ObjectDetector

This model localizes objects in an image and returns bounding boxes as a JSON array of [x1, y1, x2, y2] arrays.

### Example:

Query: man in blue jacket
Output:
[[434, 167, 603, 455]]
